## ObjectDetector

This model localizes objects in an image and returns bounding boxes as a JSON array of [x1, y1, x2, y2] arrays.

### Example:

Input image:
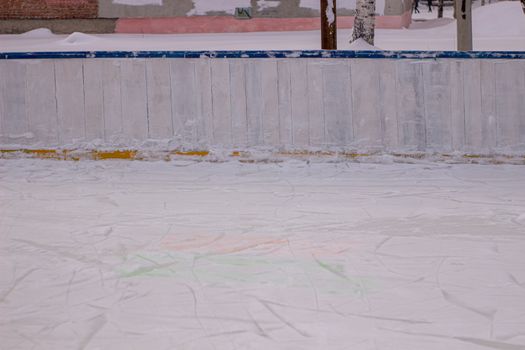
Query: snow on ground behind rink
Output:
[[1, 1, 524, 51]]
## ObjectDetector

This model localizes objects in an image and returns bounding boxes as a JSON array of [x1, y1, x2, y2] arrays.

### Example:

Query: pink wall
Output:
[[116, 11, 412, 34]]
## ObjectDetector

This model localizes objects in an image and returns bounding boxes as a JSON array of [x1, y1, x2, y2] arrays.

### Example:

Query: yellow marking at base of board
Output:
[[173, 151, 210, 157], [93, 150, 137, 160]]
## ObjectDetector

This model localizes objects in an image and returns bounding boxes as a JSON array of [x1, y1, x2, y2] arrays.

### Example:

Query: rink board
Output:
[[0, 51, 524, 155]]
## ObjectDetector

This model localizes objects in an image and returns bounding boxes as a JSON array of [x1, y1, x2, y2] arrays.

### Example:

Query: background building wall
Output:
[[0, 0, 408, 19], [98, 0, 393, 18], [0, 0, 98, 19], [0, 0, 412, 33]]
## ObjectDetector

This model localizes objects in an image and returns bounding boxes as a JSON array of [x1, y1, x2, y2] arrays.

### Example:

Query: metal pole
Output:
[[456, 0, 472, 51], [321, 0, 337, 50]]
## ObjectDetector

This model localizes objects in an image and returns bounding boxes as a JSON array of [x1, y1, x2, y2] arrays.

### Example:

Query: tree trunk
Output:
[[351, 0, 376, 45], [521, 0, 525, 14], [481, 0, 485, 6], [438, 0, 444, 17], [321, 0, 337, 49]]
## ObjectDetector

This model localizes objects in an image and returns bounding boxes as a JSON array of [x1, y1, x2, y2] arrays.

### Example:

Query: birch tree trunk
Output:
[[438, 0, 444, 17], [351, 0, 376, 45], [521, 0, 525, 14]]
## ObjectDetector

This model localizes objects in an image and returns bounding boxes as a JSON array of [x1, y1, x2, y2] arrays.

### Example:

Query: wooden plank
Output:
[[26, 61, 58, 146], [277, 60, 293, 147], [245, 60, 263, 146], [260, 60, 280, 147], [290, 60, 309, 148], [229, 59, 248, 148], [351, 59, 384, 149], [0, 62, 3, 145], [378, 60, 399, 151], [449, 60, 466, 152], [462, 60, 483, 152], [0, 61, 29, 146], [307, 60, 325, 147], [479, 61, 497, 152], [146, 59, 173, 140], [120, 59, 148, 141], [101, 60, 123, 142], [82, 60, 105, 142], [210, 60, 232, 147], [395, 61, 426, 151], [521, 62, 525, 150], [494, 61, 525, 152], [55, 59, 86, 145], [323, 60, 352, 147], [170, 60, 198, 145], [421, 60, 452, 152], [193, 59, 213, 147]]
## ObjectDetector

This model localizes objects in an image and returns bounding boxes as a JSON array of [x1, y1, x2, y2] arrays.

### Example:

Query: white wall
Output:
[[1, 57, 524, 154]]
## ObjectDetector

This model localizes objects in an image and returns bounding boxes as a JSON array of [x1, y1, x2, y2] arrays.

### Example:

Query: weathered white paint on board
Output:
[[1, 57, 524, 155]]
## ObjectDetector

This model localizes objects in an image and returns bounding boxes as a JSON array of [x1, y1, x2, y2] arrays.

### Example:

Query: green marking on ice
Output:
[[119, 253, 178, 278], [314, 257, 374, 296]]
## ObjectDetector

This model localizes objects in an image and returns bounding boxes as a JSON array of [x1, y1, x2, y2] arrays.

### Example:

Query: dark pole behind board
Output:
[[456, 0, 473, 51], [321, 0, 337, 50]]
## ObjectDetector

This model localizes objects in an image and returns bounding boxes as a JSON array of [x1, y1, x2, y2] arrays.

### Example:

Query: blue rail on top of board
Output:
[[1, 50, 525, 60]]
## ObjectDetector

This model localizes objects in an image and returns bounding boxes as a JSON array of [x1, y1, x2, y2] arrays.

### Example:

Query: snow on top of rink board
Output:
[[2, 50, 525, 60]]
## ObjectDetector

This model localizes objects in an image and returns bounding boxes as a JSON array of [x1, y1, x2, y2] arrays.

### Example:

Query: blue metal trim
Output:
[[1, 50, 525, 60]]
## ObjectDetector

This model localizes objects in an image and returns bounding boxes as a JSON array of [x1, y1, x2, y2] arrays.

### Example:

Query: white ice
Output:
[[1, 158, 525, 349]]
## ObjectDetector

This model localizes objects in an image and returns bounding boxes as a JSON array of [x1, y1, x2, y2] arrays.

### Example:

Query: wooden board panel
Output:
[[0, 62, 4, 145], [210, 60, 232, 147], [101, 60, 123, 142], [260, 60, 280, 147], [193, 59, 213, 147], [229, 60, 248, 148], [520, 62, 525, 148], [351, 59, 382, 149], [449, 60, 465, 152], [290, 60, 309, 147], [378, 61, 399, 151], [277, 60, 293, 147], [245, 60, 264, 146], [479, 61, 497, 152], [462, 60, 483, 152], [494, 61, 525, 152], [395, 61, 426, 151], [82, 60, 105, 142], [323, 60, 352, 147], [307, 60, 325, 147], [170, 60, 198, 145], [422, 60, 452, 152], [0, 61, 29, 146], [26, 61, 58, 146], [146, 59, 173, 140], [120, 59, 149, 141], [55, 59, 86, 144]]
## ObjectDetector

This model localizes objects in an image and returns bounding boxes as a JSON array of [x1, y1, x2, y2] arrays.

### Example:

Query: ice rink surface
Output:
[[1, 158, 525, 349]]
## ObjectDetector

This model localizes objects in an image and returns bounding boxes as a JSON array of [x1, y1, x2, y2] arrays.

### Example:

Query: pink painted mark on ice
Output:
[[160, 234, 358, 257]]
